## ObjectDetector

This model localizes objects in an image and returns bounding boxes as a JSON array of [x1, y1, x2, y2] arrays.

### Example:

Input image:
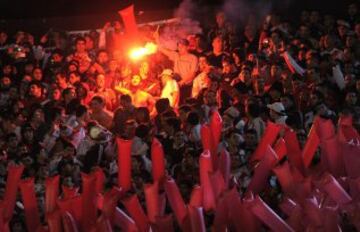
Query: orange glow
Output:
[[129, 42, 158, 61]]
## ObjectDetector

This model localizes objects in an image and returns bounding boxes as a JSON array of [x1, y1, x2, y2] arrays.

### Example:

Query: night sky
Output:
[[0, 0, 353, 34]]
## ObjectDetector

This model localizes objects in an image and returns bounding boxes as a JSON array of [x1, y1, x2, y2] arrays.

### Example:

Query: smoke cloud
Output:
[[222, 0, 273, 27], [160, 0, 203, 50]]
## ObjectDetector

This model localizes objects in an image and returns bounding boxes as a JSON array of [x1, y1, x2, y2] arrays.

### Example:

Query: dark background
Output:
[[0, 0, 355, 34]]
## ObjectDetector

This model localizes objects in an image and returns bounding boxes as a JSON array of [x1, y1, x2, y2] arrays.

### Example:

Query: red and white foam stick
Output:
[[151, 138, 166, 182], [81, 173, 97, 231], [101, 188, 121, 224], [45, 175, 60, 216], [116, 138, 133, 192], [164, 178, 188, 227], [113, 207, 138, 232], [279, 197, 298, 216], [209, 170, 226, 201], [3, 164, 24, 222], [152, 215, 174, 232], [274, 138, 287, 160], [199, 150, 216, 211], [315, 117, 336, 140], [200, 124, 216, 157], [95, 215, 113, 232], [19, 178, 41, 232], [210, 110, 223, 166], [144, 182, 160, 223], [188, 206, 206, 232], [58, 196, 82, 228], [250, 196, 295, 232], [251, 122, 282, 162], [47, 210, 62, 232], [122, 194, 149, 232], [320, 137, 344, 177], [62, 186, 79, 200], [62, 211, 79, 232], [219, 149, 231, 188], [284, 129, 305, 174], [189, 185, 202, 207], [273, 161, 296, 197], [321, 173, 352, 205], [247, 146, 278, 194], [0, 203, 9, 232], [342, 142, 360, 178], [303, 197, 323, 227], [302, 124, 320, 168], [92, 167, 105, 195]]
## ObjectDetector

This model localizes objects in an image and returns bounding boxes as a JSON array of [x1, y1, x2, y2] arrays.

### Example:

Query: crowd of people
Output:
[[0, 1, 359, 231]]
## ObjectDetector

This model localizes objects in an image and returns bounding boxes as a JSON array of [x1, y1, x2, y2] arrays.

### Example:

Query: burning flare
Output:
[[129, 42, 158, 61]]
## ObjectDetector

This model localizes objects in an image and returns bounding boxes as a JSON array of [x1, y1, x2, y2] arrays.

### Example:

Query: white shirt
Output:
[[192, 72, 210, 98], [160, 48, 198, 85], [161, 79, 179, 107]]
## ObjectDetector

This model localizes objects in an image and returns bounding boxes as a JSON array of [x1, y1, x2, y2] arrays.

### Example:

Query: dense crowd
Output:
[[0, 2, 360, 231]]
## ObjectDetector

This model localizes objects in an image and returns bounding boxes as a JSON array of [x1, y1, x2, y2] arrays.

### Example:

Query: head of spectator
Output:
[[96, 49, 109, 65], [28, 81, 43, 99], [74, 36, 86, 53], [62, 87, 76, 105], [90, 96, 105, 114], [68, 71, 81, 85], [95, 73, 106, 90], [32, 67, 43, 81], [216, 11, 226, 28], [267, 102, 287, 124], [177, 38, 190, 56], [212, 36, 223, 54], [55, 72, 68, 90]]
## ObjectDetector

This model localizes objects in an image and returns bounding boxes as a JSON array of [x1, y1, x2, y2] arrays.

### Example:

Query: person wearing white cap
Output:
[[267, 102, 288, 125], [160, 69, 179, 108]]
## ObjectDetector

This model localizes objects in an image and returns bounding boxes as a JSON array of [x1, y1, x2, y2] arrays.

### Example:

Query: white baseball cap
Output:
[[160, 69, 173, 76], [267, 102, 286, 115]]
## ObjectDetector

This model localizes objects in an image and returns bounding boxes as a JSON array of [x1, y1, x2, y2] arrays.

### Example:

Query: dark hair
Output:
[[120, 94, 132, 104], [66, 99, 81, 115], [29, 80, 43, 89], [76, 105, 88, 118], [247, 102, 261, 118], [69, 71, 80, 77], [135, 124, 149, 139], [20, 122, 32, 133], [136, 107, 150, 123], [6, 132, 17, 142], [155, 98, 170, 114], [165, 117, 181, 131], [187, 111, 200, 126], [179, 105, 192, 114], [97, 49, 108, 57], [245, 128, 257, 135], [52, 48, 64, 57], [75, 36, 86, 44], [62, 87, 74, 98], [311, 90, 325, 102], [162, 110, 177, 119], [91, 96, 105, 104]]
